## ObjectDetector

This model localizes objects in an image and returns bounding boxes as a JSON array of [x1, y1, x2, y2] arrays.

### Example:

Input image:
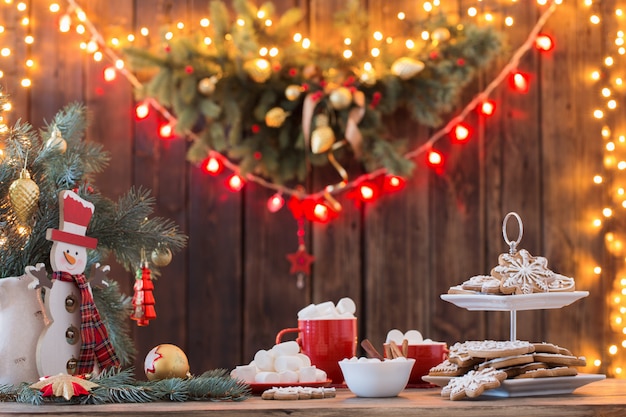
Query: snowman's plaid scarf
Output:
[[53, 271, 120, 374]]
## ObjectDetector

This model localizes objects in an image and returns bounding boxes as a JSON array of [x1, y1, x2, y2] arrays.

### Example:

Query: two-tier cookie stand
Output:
[[440, 212, 589, 341]]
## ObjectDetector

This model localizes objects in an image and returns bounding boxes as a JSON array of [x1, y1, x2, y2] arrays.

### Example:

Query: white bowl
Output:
[[339, 357, 415, 397]]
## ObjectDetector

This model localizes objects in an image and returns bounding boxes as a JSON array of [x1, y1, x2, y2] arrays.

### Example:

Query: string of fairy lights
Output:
[[4, 0, 626, 376]]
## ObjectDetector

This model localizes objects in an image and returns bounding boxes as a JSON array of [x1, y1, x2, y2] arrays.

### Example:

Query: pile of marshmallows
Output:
[[298, 297, 356, 319], [231, 340, 327, 385], [386, 329, 434, 344]]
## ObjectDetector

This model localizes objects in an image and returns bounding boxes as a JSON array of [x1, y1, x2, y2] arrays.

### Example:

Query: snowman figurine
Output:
[[34, 190, 119, 377]]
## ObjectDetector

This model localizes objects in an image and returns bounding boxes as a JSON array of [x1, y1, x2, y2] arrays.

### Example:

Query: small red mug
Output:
[[276, 318, 357, 385], [384, 342, 448, 386]]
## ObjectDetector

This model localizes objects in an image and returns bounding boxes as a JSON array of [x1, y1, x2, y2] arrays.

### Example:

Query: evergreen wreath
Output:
[[125, 0, 503, 188]]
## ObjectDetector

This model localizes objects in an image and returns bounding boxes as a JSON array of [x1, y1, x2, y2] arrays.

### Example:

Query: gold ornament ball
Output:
[[265, 107, 288, 128], [311, 126, 335, 154], [151, 247, 172, 267], [329, 87, 352, 110], [244, 58, 272, 83], [431, 27, 451, 43], [197, 76, 217, 95], [144, 344, 190, 381], [285, 84, 302, 101], [9, 169, 40, 224], [391, 57, 425, 80]]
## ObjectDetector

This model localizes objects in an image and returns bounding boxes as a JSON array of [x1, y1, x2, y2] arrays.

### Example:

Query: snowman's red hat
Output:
[[46, 190, 98, 249]]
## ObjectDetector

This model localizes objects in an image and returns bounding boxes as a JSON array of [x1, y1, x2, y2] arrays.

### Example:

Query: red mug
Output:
[[384, 342, 448, 387], [276, 318, 357, 385]]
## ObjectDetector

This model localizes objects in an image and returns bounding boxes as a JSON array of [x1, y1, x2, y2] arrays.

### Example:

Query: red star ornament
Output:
[[287, 245, 315, 275]]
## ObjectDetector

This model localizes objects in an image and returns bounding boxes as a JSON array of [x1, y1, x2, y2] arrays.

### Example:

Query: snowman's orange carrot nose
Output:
[[63, 251, 76, 265]]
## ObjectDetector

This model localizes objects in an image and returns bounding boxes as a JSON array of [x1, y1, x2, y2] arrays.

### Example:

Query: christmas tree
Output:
[[0, 93, 187, 365]]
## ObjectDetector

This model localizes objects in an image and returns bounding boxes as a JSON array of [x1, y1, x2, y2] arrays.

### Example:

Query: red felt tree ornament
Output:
[[131, 259, 157, 326]]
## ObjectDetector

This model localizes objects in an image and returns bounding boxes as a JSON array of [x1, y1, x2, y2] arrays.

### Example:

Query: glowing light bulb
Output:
[[609, 345, 618, 355], [427, 150, 443, 167], [158, 123, 174, 139], [103, 66, 116, 82], [313, 203, 329, 222], [267, 193, 285, 212], [135, 102, 150, 120], [227, 174, 244, 191], [479, 100, 496, 116], [535, 34, 554, 51], [510, 71, 530, 93], [451, 123, 471, 142], [384, 175, 406, 192], [202, 157, 223, 175]]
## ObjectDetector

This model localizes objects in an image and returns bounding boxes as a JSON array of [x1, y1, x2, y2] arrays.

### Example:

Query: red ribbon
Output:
[[53, 271, 120, 374]]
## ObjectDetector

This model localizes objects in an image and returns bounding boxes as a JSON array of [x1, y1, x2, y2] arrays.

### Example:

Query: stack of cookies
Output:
[[448, 249, 575, 295], [429, 340, 586, 400]]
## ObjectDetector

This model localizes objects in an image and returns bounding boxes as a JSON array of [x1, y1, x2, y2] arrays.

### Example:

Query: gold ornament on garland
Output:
[[151, 245, 172, 267], [329, 87, 352, 110], [265, 107, 288, 127], [285, 84, 302, 101], [244, 58, 272, 83], [391, 57, 426, 80], [45, 126, 67, 154], [310, 114, 335, 154], [9, 167, 40, 224]]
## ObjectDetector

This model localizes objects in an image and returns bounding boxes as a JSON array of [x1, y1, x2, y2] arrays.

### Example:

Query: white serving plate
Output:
[[422, 373, 605, 397], [440, 291, 589, 311]]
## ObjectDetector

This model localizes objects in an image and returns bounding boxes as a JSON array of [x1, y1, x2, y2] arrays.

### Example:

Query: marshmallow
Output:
[[296, 353, 311, 367], [255, 371, 280, 384], [386, 329, 404, 344], [274, 355, 304, 373], [299, 366, 317, 383], [314, 301, 337, 317], [336, 297, 356, 315], [272, 340, 300, 356], [232, 364, 257, 383], [254, 349, 275, 371], [404, 330, 423, 344], [315, 368, 327, 382], [297, 303, 318, 319], [279, 370, 299, 384]]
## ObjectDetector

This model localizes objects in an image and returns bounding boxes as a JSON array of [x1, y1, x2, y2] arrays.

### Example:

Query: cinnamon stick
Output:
[[389, 340, 404, 358], [361, 339, 384, 360]]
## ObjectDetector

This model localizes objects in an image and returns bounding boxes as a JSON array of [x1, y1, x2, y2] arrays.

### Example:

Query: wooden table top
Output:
[[0, 376, 623, 417]]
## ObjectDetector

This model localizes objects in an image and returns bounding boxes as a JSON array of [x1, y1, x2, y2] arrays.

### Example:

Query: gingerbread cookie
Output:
[[467, 340, 535, 359], [429, 359, 472, 377], [441, 367, 507, 401], [448, 342, 485, 367], [514, 366, 578, 379], [261, 386, 336, 400], [461, 275, 503, 294], [502, 362, 548, 378], [532, 353, 586, 367], [477, 354, 534, 371]]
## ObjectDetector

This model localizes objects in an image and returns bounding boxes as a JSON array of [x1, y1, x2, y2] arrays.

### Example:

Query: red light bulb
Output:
[[451, 123, 472, 142], [158, 123, 174, 139], [510, 71, 530, 93], [535, 34, 554, 52], [358, 183, 379, 202], [313, 203, 329, 222], [267, 193, 285, 212], [201, 157, 223, 175], [479, 100, 496, 117], [227, 174, 244, 191], [383, 175, 406, 192], [427, 150, 443, 167], [135, 102, 150, 120]]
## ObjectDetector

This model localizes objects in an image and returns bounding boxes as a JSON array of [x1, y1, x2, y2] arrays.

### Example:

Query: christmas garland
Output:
[[125, 0, 503, 189], [0, 367, 249, 404]]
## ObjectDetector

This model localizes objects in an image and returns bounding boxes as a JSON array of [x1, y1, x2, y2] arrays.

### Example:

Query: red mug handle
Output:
[[276, 327, 301, 345]]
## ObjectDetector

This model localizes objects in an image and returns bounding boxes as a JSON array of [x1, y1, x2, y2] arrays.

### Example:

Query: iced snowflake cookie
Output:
[[514, 366, 578, 379], [261, 386, 336, 400], [441, 367, 507, 400], [491, 249, 574, 295]]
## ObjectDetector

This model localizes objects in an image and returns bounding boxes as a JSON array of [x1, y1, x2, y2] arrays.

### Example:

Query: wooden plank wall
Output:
[[1, 0, 614, 376]]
